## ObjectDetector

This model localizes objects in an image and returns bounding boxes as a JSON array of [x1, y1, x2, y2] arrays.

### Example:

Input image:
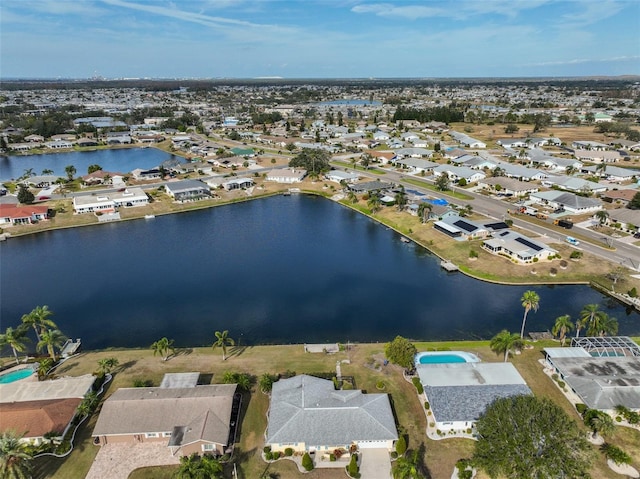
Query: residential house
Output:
[[20, 175, 61, 188], [572, 150, 622, 163], [325, 170, 359, 184], [368, 151, 396, 165], [265, 375, 398, 454], [92, 381, 238, 457], [0, 374, 95, 445], [433, 165, 486, 183], [541, 176, 607, 194], [496, 163, 546, 182], [583, 165, 640, 182], [395, 147, 433, 159], [265, 169, 307, 184], [529, 191, 603, 214], [572, 140, 609, 151], [601, 189, 637, 206], [415, 362, 531, 432], [543, 338, 640, 412], [483, 230, 557, 263], [448, 131, 486, 148], [478, 177, 539, 197], [76, 138, 99, 148], [73, 187, 149, 214], [82, 171, 126, 186], [165, 180, 211, 201], [222, 178, 254, 190], [433, 215, 490, 240], [607, 208, 640, 232], [395, 158, 438, 174], [24, 134, 44, 143], [44, 140, 73, 149], [132, 168, 162, 181], [0, 204, 50, 226]]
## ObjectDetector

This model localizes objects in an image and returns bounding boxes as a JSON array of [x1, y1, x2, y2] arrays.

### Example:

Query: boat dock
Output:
[[61, 338, 81, 358], [440, 260, 459, 272]]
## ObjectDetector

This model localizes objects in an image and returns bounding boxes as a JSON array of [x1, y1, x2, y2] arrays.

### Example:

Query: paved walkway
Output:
[[85, 443, 180, 479]]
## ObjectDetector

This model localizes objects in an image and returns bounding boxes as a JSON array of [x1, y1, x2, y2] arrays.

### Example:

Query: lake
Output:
[[0, 148, 179, 181], [1, 194, 638, 350]]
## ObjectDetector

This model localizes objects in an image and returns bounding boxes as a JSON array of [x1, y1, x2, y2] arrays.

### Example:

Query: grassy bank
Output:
[[24, 339, 640, 479]]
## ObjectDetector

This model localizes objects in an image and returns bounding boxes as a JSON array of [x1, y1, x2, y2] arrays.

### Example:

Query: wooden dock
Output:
[[440, 260, 459, 272], [61, 338, 81, 358]]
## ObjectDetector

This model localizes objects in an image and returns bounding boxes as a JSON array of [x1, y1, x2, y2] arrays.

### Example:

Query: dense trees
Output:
[[435, 173, 450, 191], [473, 395, 591, 479], [175, 453, 223, 479], [289, 149, 331, 177], [16, 185, 34, 205], [385, 336, 417, 370], [392, 105, 464, 124]]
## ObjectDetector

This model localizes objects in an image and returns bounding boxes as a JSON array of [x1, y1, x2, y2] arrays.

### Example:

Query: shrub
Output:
[[570, 250, 583, 259], [284, 447, 293, 457], [575, 403, 588, 416], [133, 378, 153, 387], [411, 377, 424, 394], [376, 380, 385, 390], [533, 257, 539, 262], [628, 287, 638, 298], [466, 428, 472, 434], [329, 453, 336, 462], [600, 443, 632, 465], [272, 451, 281, 460], [390, 451, 398, 459], [551, 373, 559, 381], [615, 416, 622, 422], [395, 435, 407, 456], [263, 445, 272, 454], [347, 454, 360, 478], [424, 401, 430, 410], [302, 452, 314, 471], [265, 451, 273, 460], [557, 380, 565, 388]]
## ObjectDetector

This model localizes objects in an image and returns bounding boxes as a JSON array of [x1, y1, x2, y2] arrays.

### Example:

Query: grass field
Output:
[[24, 339, 640, 479]]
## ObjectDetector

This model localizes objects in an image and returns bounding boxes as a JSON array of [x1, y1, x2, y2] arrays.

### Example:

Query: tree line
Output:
[[392, 105, 465, 124]]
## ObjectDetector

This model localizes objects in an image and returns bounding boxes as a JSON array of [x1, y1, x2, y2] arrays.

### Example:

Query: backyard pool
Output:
[[0, 367, 34, 384], [415, 351, 481, 365]]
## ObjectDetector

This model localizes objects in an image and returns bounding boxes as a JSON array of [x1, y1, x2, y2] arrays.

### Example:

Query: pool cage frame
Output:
[[570, 336, 640, 357]]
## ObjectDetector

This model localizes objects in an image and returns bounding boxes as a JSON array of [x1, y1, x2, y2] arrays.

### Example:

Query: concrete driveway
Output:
[[85, 443, 180, 479], [359, 448, 392, 479]]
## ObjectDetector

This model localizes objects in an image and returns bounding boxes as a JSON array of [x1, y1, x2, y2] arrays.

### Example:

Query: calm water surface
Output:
[[0, 148, 179, 181], [1, 195, 638, 350]]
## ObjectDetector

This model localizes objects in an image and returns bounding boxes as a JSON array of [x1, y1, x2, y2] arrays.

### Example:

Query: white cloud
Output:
[[559, 0, 626, 27], [528, 55, 640, 67]]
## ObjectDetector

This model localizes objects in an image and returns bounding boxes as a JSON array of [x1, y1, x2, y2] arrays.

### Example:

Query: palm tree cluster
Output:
[[0, 305, 67, 365], [551, 304, 618, 345]]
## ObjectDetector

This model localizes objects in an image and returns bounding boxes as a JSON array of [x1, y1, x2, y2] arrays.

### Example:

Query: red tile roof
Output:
[[0, 204, 49, 220], [0, 398, 81, 438]]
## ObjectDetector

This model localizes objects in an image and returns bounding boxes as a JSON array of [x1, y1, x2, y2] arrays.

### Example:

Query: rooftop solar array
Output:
[[514, 237, 543, 252], [571, 336, 640, 357], [453, 220, 477, 232]]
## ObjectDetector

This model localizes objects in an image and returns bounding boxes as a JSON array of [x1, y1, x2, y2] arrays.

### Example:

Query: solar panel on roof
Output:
[[453, 220, 477, 232], [485, 222, 509, 230], [500, 231, 510, 237], [515, 237, 543, 251]]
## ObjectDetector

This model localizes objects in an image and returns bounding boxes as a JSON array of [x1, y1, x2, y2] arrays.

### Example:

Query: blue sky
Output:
[[1, 0, 639, 79]]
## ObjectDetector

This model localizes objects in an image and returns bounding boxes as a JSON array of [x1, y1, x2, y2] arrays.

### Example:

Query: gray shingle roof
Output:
[[266, 375, 397, 446]]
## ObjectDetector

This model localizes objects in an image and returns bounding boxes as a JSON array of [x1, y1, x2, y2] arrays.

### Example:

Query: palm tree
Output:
[[585, 410, 615, 440], [395, 186, 407, 211], [347, 191, 358, 204], [595, 210, 609, 227], [175, 453, 223, 479], [579, 304, 604, 338], [0, 430, 33, 479], [41, 168, 54, 175], [212, 330, 235, 361], [97, 357, 119, 375], [151, 337, 175, 361], [588, 313, 618, 337], [417, 203, 432, 223], [552, 315, 574, 346], [64, 165, 76, 182], [367, 194, 381, 213], [490, 330, 524, 362], [0, 327, 29, 365], [37, 329, 67, 361], [393, 449, 424, 479], [519, 290, 540, 339], [21, 305, 57, 342]]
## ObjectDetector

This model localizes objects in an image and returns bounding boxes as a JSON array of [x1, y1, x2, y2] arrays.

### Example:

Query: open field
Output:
[[21, 339, 640, 479]]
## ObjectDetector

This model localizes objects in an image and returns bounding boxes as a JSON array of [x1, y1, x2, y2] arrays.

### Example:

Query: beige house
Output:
[[92, 381, 238, 457]]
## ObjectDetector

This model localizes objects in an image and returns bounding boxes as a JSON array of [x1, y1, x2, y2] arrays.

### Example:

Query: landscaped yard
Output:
[[24, 338, 640, 479]]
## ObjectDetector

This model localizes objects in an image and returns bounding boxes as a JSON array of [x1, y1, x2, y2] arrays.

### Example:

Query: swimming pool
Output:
[[415, 351, 481, 365], [0, 368, 34, 384]]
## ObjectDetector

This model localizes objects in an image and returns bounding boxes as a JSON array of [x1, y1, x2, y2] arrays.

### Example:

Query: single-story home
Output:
[[165, 180, 211, 201], [325, 170, 359, 184], [433, 165, 486, 183], [583, 165, 640, 182], [266, 169, 307, 183], [572, 150, 622, 163], [0, 204, 50, 226], [222, 178, 254, 190], [132, 168, 162, 181], [434, 215, 490, 240], [0, 374, 95, 445], [395, 158, 438, 174], [44, 140, 73, 149], [543, 338, 640, 411], [602, 189, 637, 206], [541, 176, 607, 194], [73, 187, 149, 214], [529, 191, 603, 214], [92, 380, 238, 457], [478, 177, 539, 197], [416, 363, 531, 432], [572, 140, 609, 151], [483, 230, 557, 263], [448, 131, 486, 148], [265, 375, 398, 454], [394, 147, 433, 159]]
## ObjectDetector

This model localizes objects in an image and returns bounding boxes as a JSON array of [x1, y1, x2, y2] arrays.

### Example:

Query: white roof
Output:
[[0, 374, 95, 403], [544, 347, 592, 359], [416, 363, 527, 387]]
